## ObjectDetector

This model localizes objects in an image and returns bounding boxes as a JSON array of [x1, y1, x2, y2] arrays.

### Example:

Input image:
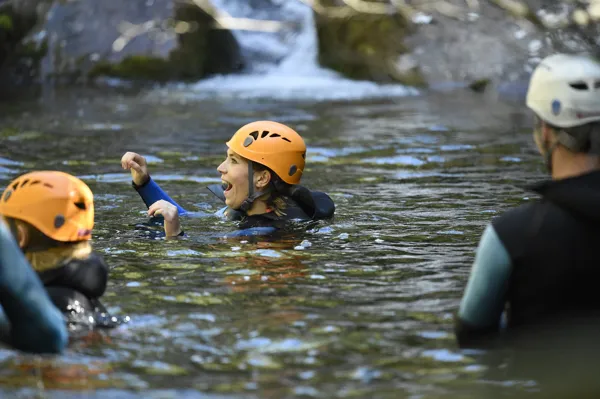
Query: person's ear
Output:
[[16, 223, 29, 249], [255, 169, 271, 189]]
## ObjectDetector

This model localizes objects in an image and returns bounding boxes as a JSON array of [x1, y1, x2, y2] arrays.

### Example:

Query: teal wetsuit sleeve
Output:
[[0, 222, 68, 353], [455, 224, 512, 346], [133, 177, 187, 216]]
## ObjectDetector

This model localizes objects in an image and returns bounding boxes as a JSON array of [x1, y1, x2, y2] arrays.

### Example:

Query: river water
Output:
[[0, 81, 568, 398]]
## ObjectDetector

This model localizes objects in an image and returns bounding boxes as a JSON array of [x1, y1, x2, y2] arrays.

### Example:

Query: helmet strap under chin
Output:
[[544, 141, 559, 175], [239, 160, 270, 213], [534, 120, 559, 176]]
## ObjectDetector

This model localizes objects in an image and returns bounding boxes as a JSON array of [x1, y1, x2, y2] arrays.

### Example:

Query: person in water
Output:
[[0, 171, 118, 330], [456, 53, 600, 347], [121, 120, 335, 237], [0, 218, 67, 353]]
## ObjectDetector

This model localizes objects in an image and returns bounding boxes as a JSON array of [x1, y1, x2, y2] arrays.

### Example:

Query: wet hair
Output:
[[252, 163, 289, 217], [3, 216, 91, 272], [4, 216, 63, 250], [535, 116, 600, 155]]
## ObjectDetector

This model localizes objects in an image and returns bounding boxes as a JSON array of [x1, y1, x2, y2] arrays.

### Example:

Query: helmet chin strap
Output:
[[534, 122, 559, 176], [543, 141, 559, 175], [238, 161, 269, 213]]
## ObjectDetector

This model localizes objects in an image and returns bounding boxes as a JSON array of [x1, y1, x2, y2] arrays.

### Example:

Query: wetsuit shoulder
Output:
[[310, 191, 335, 219], [284, 184, 335, 220], [39, 252, 108, 299], [492, 201, 545, 260]]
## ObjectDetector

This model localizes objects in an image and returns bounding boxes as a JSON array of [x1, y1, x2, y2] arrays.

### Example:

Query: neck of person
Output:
[[552, 145, 600, 180], [246, 198, 269, 216]]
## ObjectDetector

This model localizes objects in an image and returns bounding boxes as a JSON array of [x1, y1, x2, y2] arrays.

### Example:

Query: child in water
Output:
[[0, 171, 121, 331], [121, 120, 335, 237]]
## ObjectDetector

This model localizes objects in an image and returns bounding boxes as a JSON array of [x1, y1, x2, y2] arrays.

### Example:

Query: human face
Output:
[[217, 149, 251, 210]]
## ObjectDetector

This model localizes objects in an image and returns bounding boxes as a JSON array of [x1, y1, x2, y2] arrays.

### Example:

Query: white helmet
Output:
[[526, 53, 600, 128]]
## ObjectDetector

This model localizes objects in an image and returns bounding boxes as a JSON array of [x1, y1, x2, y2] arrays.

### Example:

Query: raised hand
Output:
[[121, 152, 150, 186]]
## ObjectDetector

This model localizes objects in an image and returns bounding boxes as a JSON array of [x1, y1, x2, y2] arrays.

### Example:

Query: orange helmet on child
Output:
[[226, 120, 307, 184], [0, 171, 94, 242]]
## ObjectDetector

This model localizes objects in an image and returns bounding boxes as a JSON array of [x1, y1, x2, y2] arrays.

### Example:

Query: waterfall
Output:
[[178, 0, 419, 101]]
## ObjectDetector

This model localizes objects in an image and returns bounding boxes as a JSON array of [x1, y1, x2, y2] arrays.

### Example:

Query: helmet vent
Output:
[[569, 81, 589, 90], [20, 179, 30, 187], [249, 131, 259, 140], [43, 183, 53, 189], [3, 190, 11, 202], [54, 215, 65, 229], [282, 137, 291, 143], [74, 202, 86, 210], [11, 182, 18, 191], [270, 133, 280, 138], [30, 180, 41, 186], [261, 130, 269, 138], [302, 152, 306, 159]]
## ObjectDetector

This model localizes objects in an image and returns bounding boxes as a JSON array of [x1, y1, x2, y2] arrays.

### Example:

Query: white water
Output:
[[161, 0, 418, 101]]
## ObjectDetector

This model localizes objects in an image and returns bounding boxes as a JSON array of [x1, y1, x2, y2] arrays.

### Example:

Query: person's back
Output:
[[493, 172, 600, 329], [456, 53, 600, 347]]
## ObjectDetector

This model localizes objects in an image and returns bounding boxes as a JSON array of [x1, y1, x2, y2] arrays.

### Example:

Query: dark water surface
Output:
[[0, 87, 557, 398]]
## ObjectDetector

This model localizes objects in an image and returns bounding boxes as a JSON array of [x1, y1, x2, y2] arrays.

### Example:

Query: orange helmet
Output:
[[0, 171, 94, 242], [226, 121, 306, 184]]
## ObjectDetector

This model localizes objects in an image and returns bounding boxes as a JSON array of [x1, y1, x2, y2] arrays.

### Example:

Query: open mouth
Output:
[[222, 181, 233, 192]]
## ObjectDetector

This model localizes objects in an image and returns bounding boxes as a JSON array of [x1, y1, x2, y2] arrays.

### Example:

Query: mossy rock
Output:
[[87, 1, 242, 82], [8, 0, 244, 84], [89, 56, 174, 82], [315, 8, 426, 87]]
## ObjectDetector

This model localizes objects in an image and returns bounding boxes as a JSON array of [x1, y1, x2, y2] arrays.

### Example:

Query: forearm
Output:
[[133, 177, 187, 215]]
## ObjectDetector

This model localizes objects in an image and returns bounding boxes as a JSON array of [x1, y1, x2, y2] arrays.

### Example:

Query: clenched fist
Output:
[[121, 152, 150, 187]]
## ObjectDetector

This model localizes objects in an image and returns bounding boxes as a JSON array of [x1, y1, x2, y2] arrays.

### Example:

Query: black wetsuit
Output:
[[216, 185, 336, 230], [456, 170, 600, 347], [38, 253, 108, 314], [37, 253, 120, 329]]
